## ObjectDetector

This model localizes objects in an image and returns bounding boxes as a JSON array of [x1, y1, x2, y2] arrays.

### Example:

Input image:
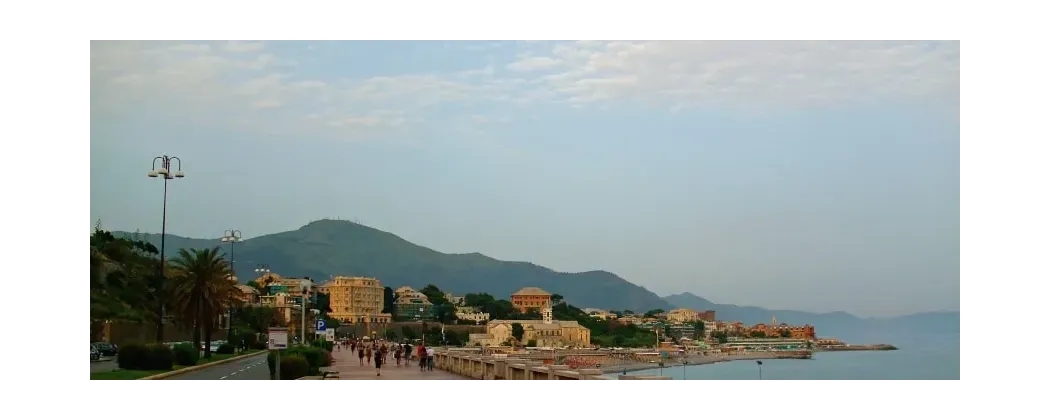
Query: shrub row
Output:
[[118, 343, 174, 371], [216, 343, 235, 354], [172, 343, 199, 366], [266, 345, 332, 379]]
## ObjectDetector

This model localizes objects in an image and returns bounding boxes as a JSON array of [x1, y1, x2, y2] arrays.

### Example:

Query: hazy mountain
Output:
[[663, 292, 959, 343], [116, 219, 671, 312]]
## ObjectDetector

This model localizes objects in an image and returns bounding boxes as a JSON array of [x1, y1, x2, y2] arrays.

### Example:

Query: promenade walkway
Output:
[[329, 347, 466, 380]]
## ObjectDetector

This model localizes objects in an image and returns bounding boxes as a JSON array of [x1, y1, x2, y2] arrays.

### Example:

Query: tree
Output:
[[90, 227, 161, 325], [780, 330, 791, 338], [511, 323, 525, 343], [169, 247, 235, 359], [420, 284, 448, 305], [749, 330, 767, 338], [644, 309, 665, 318], [551, 294, 564, 305], [382, 286, 395, 314]]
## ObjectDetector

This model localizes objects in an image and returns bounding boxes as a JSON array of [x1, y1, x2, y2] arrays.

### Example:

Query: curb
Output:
[[139, 350, 268, 380]]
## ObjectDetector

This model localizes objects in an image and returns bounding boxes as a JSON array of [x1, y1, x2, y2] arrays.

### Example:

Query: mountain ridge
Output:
[[662, 292, 959, 342], [115, 219, 672, 312], [113, 219, 957, 337]]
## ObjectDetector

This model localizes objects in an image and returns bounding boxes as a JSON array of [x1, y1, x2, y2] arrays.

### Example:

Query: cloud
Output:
[[91, 41, 959, 142], [506, 56, 560, 72], [523, 41, 960, 110], [223, 41, 265, 53]]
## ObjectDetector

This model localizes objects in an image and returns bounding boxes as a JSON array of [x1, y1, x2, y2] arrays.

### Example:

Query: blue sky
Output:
[[90, 41, 959, 317]]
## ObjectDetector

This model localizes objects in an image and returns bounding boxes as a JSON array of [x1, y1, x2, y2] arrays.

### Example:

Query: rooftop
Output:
[[511, 287, 552, 296]]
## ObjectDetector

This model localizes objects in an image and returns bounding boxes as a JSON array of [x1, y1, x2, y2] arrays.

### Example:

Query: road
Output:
[[168, 352, 270, 380], [91, 358, 118, 373]]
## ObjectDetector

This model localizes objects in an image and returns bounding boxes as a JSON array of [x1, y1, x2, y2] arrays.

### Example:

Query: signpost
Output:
[[315, 319, 327, 341], [326, 328, 335, 342], [268, 327, 288, 380]]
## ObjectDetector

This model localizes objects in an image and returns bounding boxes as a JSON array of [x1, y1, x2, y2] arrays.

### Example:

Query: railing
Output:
[[432, 349, 671, 380]]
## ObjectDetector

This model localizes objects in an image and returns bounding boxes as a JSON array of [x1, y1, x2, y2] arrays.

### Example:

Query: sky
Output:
[[90, 41, 960, 317]]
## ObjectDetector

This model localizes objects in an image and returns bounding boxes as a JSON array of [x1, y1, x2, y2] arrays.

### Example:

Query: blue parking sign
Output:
[[316, 319, 326, 331]]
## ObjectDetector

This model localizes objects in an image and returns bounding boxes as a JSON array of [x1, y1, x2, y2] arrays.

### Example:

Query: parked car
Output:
[[92, 342, 118, 356], [91, 345, 100, 361]]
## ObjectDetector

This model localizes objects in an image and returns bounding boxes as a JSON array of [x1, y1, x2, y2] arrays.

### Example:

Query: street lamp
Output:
[[220, 229, 242, 346], [148, 155, 184, 342], [756, 360, 763, 380], [301, 280, 311, 346]]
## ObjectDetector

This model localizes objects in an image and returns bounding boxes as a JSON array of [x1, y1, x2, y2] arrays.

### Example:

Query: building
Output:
[[667, 308, 698, 323], [619, 315, 642, 325], [583, 308, 617, 320], [318, 276, 391, 326], [234, 284, 259, 305], [394, 286, 434, 320], [668, 323, 697, 339], [698, 310, 716, 321], [455, 307, 490, 323], [470, 318, 591, 348], [510, 287, 553, 313], [444, 292, 465, 306], [747, 317, 816, 339], [253, 272, 319, 332]]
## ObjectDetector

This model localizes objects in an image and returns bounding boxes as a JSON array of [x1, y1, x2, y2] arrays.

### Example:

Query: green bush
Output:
[[172, 343, 199, 366], [146, 344, 174, 370], [117, 343, 149, 370], [240, 332, 261, 350], [216, 343, 235, 354], [280, 355, 310, 380]]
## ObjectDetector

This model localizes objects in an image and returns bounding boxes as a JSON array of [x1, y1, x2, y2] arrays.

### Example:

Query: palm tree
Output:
[[169, 247, 235, 359]]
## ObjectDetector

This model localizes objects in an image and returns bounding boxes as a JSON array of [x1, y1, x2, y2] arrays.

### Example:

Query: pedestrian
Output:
[[374, 344, 384, 376], [394, 346, 402, 366], [358, 346, 365, 366], [418, 344, 427, 371], [365, 345, 372, 364], [426, 346, 435, 371]]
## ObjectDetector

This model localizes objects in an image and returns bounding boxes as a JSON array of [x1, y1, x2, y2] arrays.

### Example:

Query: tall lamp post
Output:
[[148, 155, 184, 342], [301, 280, 311, 346], [756, 360, 763, 380], [220, 230, 242, 344]]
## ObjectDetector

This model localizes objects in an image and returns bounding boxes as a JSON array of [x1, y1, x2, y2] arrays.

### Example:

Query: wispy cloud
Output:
[[91, 41, 959, 141]]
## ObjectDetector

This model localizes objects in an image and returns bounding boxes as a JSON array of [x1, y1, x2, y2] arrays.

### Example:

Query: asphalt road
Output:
[[168, 352, 270, 380], [91, 358, 118, 373]]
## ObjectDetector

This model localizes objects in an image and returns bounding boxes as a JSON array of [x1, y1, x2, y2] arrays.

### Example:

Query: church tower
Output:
[[542, 304, 553, 324]]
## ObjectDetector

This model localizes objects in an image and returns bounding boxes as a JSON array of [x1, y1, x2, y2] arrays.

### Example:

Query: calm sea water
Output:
[[606, 333, 959, 380]]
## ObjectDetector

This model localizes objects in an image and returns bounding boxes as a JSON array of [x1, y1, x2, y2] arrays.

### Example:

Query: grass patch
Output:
[[91, 350, 264, 380]]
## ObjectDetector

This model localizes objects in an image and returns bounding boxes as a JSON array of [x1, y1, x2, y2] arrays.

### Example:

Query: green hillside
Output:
[[117, 219, 671, 312]]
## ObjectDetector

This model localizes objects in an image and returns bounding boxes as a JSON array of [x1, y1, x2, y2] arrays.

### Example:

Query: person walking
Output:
[[426, 346, 435, 371], [394, 346, 402, 366], [418, 344, 427, 371], [374, 343, 385, 376], [358, 346, 365, 366], [365, 345, 372, 365], [403, 343, 411, 367]]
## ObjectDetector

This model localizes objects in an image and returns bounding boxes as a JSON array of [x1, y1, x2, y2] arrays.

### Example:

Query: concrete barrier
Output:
[[434, 350, 609, 380]]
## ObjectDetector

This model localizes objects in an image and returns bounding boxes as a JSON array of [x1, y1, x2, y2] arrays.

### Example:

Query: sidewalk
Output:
[[329, 347, 467, 380]]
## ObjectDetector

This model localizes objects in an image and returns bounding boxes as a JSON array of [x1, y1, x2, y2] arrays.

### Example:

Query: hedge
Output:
[[280, 355, 310, 380], [118, 343, 173, 371], [172, 343, 199, 366], [216, 343, 235, 354], [267, 345, 331, 377]]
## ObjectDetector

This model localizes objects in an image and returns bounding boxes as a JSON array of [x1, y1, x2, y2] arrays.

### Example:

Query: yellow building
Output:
[[318, 276, 391, 326], [668, 308, 699, 323], [471, 314, 591, 348]]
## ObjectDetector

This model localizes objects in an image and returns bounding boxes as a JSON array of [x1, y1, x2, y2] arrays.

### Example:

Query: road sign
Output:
[[316, 319, 326, 331], [326, 329, 335, 341], [268, 327, 288, 350]]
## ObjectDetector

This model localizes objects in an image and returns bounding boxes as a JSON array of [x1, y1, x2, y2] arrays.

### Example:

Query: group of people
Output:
[[337, 338, 437, 376]]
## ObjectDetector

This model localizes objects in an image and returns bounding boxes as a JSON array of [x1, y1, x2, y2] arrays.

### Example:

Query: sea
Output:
[[604, 332, 959, 380]]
